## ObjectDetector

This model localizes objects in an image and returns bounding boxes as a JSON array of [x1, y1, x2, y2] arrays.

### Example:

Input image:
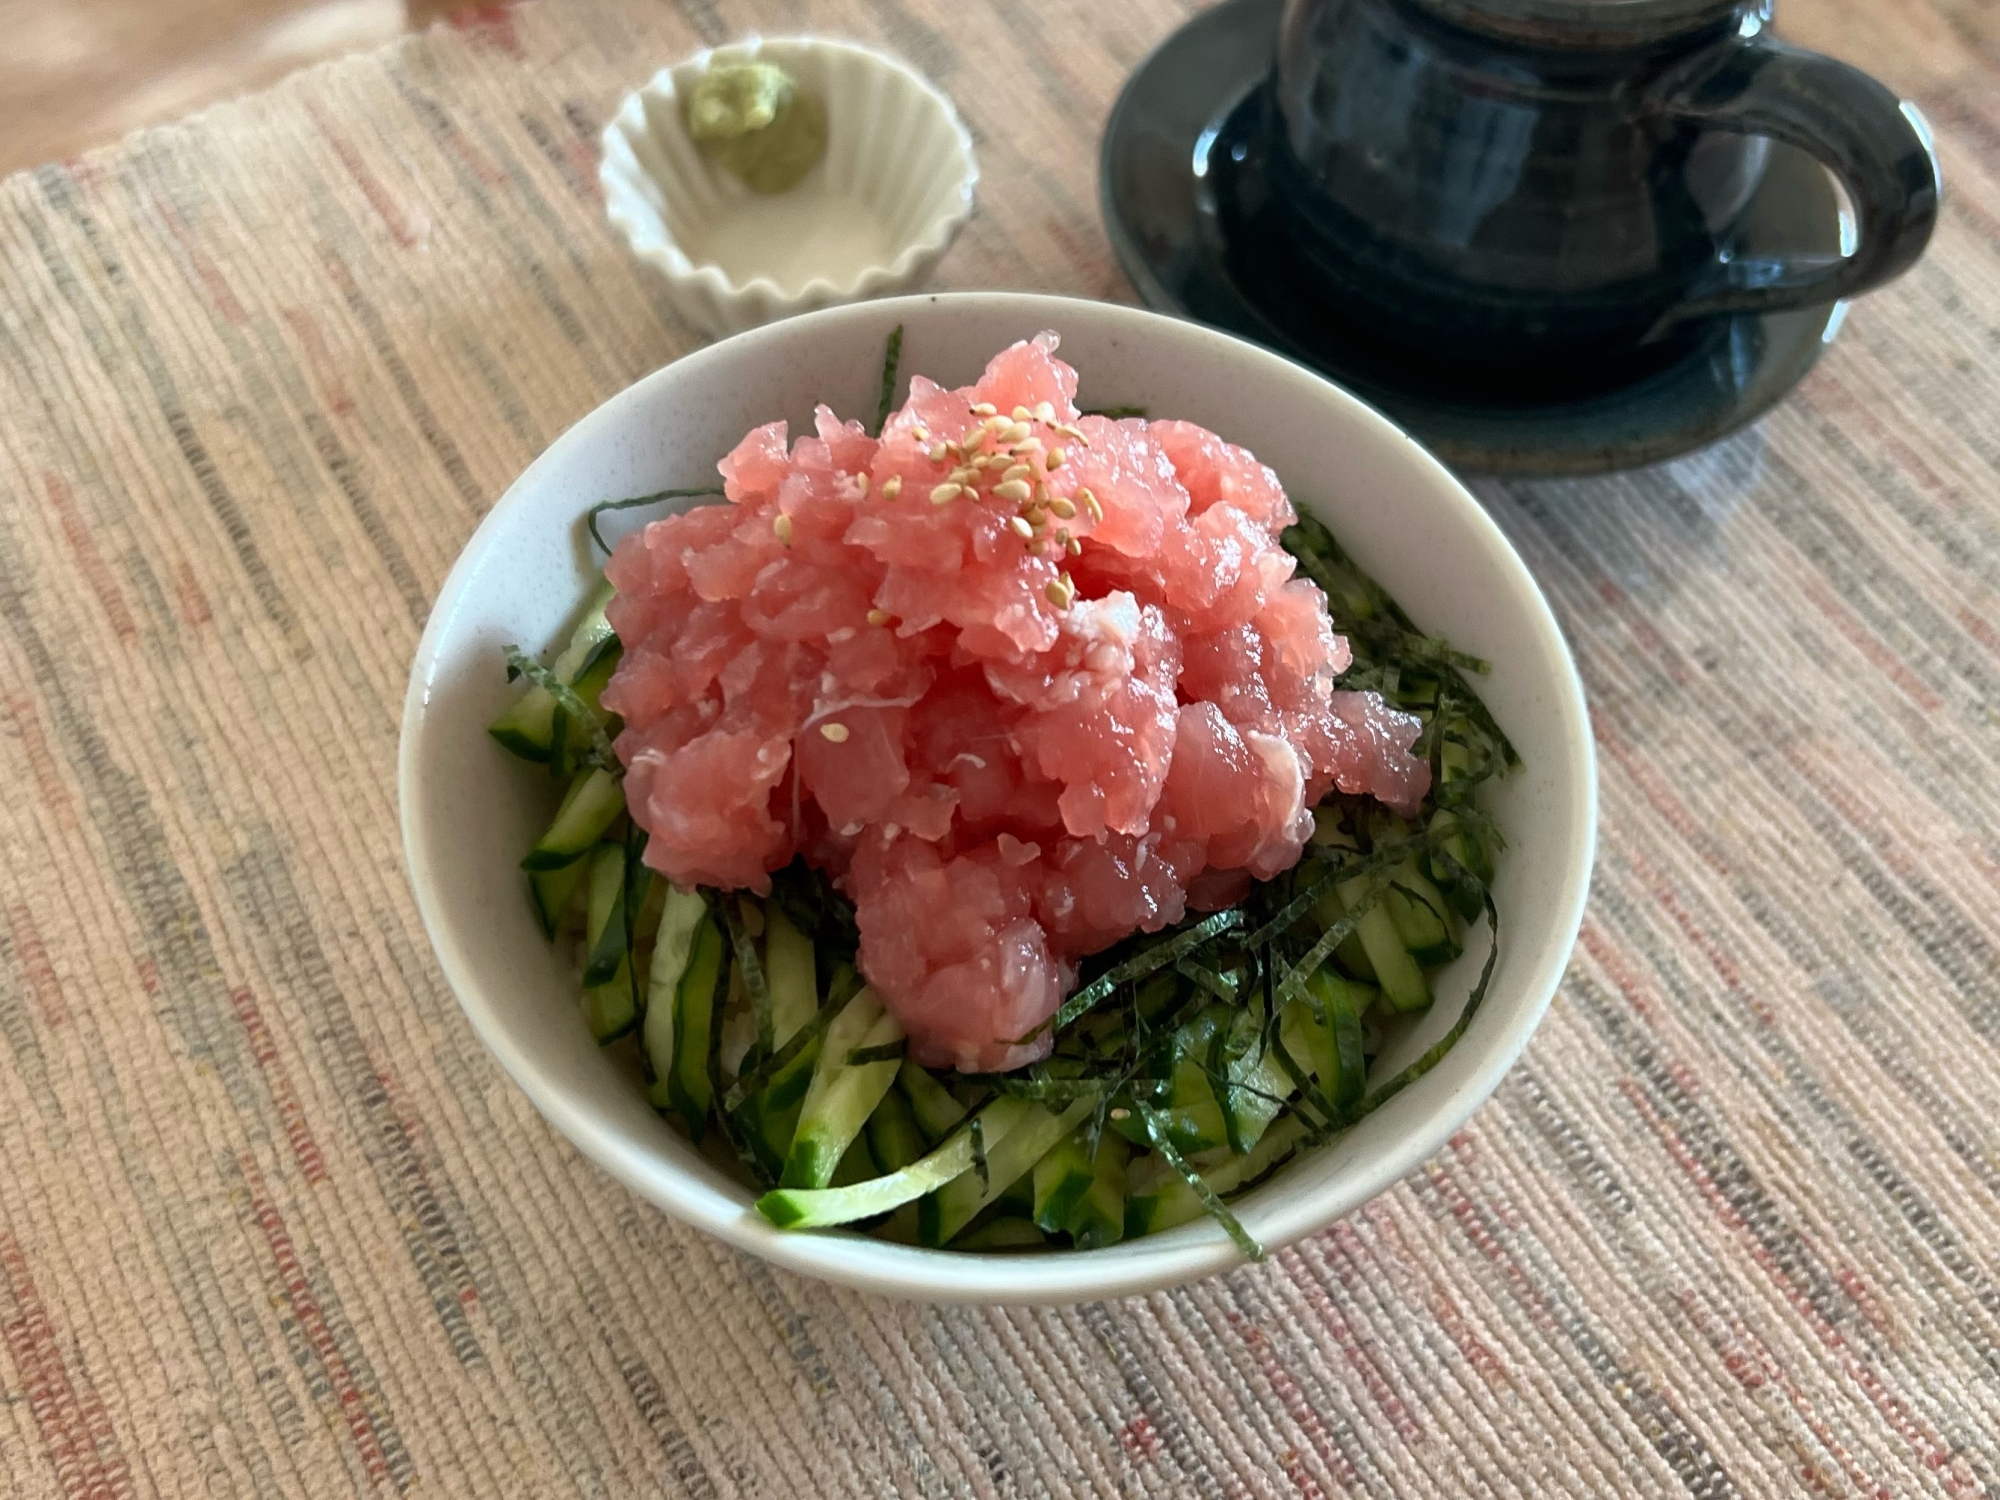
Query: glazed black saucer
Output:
[[1099, 0, 1846, 477]]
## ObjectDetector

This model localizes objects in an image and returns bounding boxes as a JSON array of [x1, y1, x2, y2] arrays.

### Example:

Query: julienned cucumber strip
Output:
[[643, 888, 710, 1107], [1304, 969, 1371, 1111], [1111, 1006, 1230, 1156], [548, 644, 623, 781], [780, 990, 904, 1190], [1219, 997, 1323, 1156], [922, 1096, 1097, 1247], [958, 1218, 1045, 1250], [666, 913, 726, 1138], [1313, 877, 1429, 1013], [1069, 1133, 1130, 1248], [488, 578, 616, 761], [1387, 861, 1457, 964], [1031, 1128, 1098, 1234], [522, 767, 624, 872], [583, 956, 637, 1043], [762, 905, 817, 1047], [898, 1060, 967, 1143], [529, 858, 588, 940], [757, 1097, 1035, 1229], [1347, 878, 1430, 1012], [1125, 1114, 1310, 1248], [583, 842, 650, 987], [866, 1087, 927, 1173]]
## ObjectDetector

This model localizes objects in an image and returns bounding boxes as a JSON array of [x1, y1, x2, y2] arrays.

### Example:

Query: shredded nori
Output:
[[847, 1041, 907, 1067], [719, 973, 856, 1115], [585, 487, 728, 555], [873, 324, 904, 437], [968, 1112, 990, 1192], [1141, 1108, 1261, 1260]]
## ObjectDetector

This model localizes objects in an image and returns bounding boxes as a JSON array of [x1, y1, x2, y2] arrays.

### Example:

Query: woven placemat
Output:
[[2, 0, 1997, 1493]]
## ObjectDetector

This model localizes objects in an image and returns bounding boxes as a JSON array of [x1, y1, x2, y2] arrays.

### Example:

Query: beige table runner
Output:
[[2, 0, 1998, 1493]]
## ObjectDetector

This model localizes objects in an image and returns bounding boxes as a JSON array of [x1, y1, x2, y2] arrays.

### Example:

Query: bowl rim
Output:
[[399, 291, 1597, 1304], [599, 35, 980, 306]]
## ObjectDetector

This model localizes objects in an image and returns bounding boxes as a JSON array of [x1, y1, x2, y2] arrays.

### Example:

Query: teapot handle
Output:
[[1648, 36, 1940, 338]]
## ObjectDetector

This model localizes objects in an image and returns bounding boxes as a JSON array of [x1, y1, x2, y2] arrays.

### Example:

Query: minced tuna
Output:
[[602, 335, 1428, 1071]]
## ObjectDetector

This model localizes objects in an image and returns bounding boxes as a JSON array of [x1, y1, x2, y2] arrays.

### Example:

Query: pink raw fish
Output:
[[603, 335, 1429, 1070]]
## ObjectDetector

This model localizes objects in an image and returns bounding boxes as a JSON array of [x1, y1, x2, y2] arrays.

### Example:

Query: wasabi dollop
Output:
[[685, 61, 828, 194]]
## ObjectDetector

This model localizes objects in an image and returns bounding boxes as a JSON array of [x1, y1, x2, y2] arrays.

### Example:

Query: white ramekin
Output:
[[601, 36, 978, 337]]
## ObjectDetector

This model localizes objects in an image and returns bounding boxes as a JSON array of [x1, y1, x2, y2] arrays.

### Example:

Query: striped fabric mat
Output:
[[2, 0, 1998, 1493]]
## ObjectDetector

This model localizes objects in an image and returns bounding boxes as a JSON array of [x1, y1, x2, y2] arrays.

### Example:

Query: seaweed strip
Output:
[[585, 487, 727, 555], [848, 1041, 907, 1067], [720, 977, 856, 1115], [873, 325, 904, 436], [1029, 908, 1244, 1040], [1140, 1108, 1262, 1260]]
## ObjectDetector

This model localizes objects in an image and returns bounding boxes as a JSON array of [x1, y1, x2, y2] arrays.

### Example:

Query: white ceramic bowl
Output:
[[601, 37, 977, 337], [400, 294, 1596, 1304]]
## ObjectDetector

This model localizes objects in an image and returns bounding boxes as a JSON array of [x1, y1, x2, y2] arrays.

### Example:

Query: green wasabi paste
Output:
[[685, 61, 829, 194]]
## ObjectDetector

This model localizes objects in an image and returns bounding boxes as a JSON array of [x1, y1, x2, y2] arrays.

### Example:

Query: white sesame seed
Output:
[[881, 474, 902, 500], [972, 402, 998, 418], [1047, 447, 1066, 469], [1001, 463, 1032, 485], [1009, 515, 1034, 539], [855, 472, 871, 495], [1002, 421, 1033, 445], [994, 479, 1032, 504], [866, 608, 891, 626], [773, 514, 793, 544], [930, 482, 963, 506], [1048, 496, 1077, 520], [982, 413, 1010, 433], [819, 722, 850, 743], [1011, 405, 1032, 421], [949, 467, 977, 486], [1065, 532, 1081, 556], [913, 424, 930, 443], [1079, 487, 1103, 522], [1045, 575, 1075, 610], [1034, 401, 1056, 422], [928, 443, 948, 463]]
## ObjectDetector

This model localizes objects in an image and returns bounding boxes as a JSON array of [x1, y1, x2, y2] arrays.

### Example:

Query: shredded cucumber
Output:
[[781, 989, 903, 1190], [756, 1097, 1035, 1229], [921, 1097, 1097, 1247]]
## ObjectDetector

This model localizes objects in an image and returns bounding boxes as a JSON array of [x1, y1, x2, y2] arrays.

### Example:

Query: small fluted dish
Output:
[[601, 37, 978, 337]]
